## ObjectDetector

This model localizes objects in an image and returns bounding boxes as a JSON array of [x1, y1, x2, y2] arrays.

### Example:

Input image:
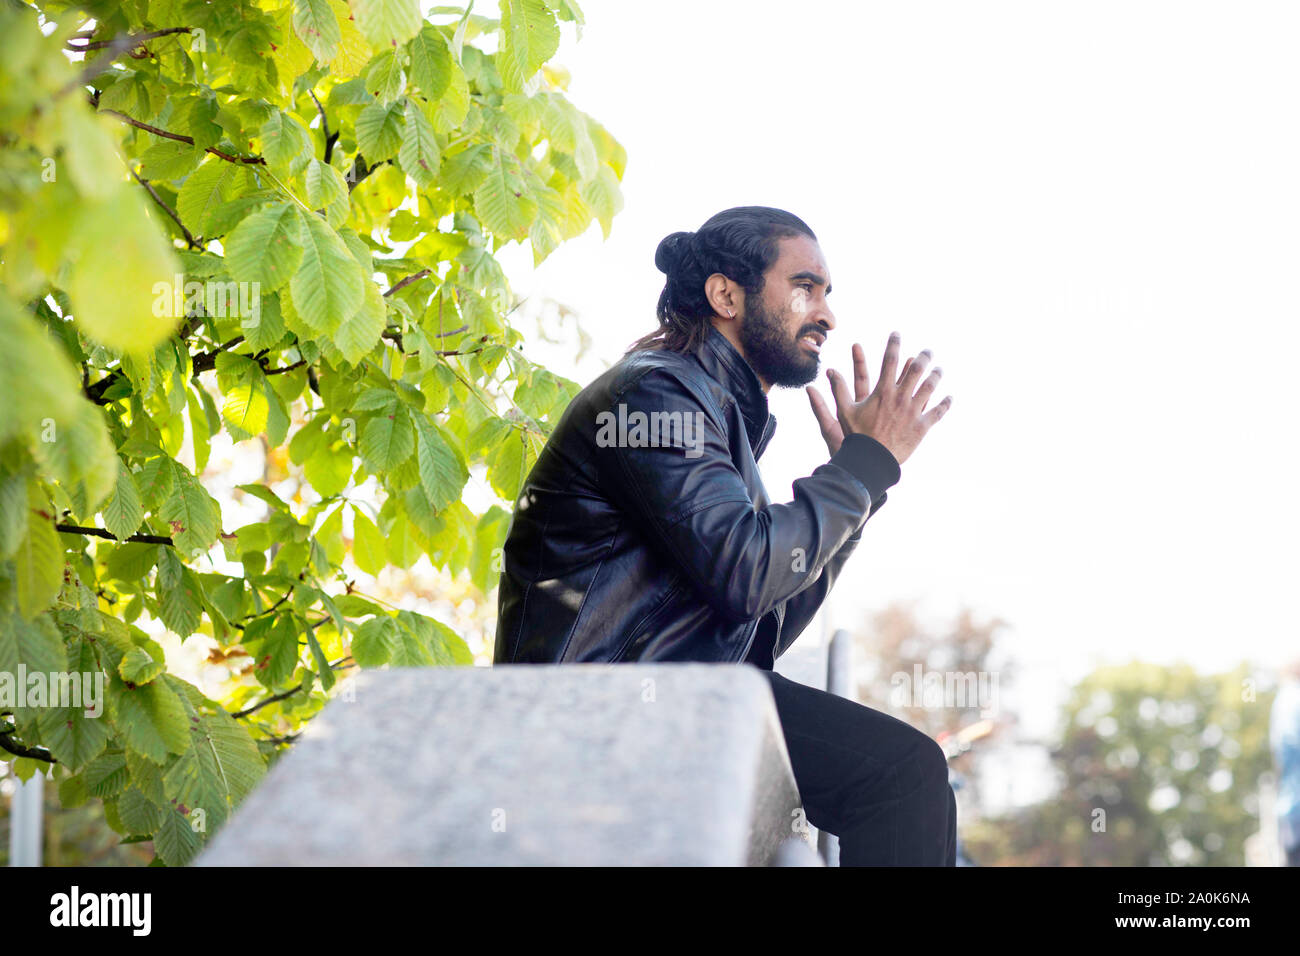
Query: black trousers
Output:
[[762, 668, 957, 866]]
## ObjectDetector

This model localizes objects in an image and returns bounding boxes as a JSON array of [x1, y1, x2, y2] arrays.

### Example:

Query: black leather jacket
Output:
[[493, 325, 902, 668]]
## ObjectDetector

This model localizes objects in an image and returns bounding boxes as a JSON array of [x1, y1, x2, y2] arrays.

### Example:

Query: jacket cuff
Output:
[[830, 434, 901, 503]]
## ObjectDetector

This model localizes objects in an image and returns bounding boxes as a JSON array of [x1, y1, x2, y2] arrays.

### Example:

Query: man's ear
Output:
[[704, 272, 742, 321]]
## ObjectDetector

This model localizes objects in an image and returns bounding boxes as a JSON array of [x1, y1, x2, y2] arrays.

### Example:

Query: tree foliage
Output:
[[0, 0, 622, 864], [964, 661, 1274, 866]]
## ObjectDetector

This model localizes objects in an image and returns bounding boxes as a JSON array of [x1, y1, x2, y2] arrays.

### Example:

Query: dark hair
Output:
[[629, 206, 817, 354]]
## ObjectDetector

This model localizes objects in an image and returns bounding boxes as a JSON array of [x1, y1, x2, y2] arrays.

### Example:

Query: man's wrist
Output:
[[829, 433, 901, 503]]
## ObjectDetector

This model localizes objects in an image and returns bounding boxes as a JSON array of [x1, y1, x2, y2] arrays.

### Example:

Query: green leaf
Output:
[[351, 508, 386, 575], [222, 380, 270, 437], [127, 749, 168, 805], [34, 639, 108, 770], [351, 0, 422, 49], [249, 613, 301, 688], [398, 98, 439, 188], [223, 203, 305, 293], [439, 143, 492, 196], [414, 414, 469, 510], [0, 612, 70, 726], [13, 513, 62, 618], [334, 280, 386, 364], [118, 786, 164, 835], [119, 646, 166, 685], [102, 458, 144, 540], [289, 214, 366, 334], [305, 159, 348, 212], [474, 148, 537, 239], [360, 405, 415, 471], [186, 387, 213, 473], [177, 158, 245, 237], [108, 675, 191, 764], [242, 292, 286, 352], [139, 141, 203, 181], [153, 807, 203, 866], [59, 773, 88, 808], [498, 0, 560, 93], [156, 548, 203, 636], [84, 752, 129, 798], [259, 110, 314, 175], [470, 504, 511, 591], [364, 49, 406, 103], [488, 427, 528, 501], [305, 623, 336, 690], [169, 679, 266, 806], [408, 24, 452, 99], [355, 99, 406, 162], [579, 163, 623, 239], [0, 468, 27, 560], [160, 467, 220, 555], [351, 614, 399, 667], [293, 0, 343, 63], [67, 188, 183, 354], [304, 442, 355, 497]]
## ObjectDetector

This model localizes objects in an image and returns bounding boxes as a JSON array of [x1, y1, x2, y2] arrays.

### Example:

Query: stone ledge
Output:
[[197, 663, 809, 866]]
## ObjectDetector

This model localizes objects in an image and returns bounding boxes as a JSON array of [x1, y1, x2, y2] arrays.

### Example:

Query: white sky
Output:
[[493, 0, 1300, 735]]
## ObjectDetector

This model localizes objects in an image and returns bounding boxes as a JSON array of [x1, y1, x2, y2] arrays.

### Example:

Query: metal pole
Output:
[[826, 627, 854, 700], [9, 772, 44, 867], [816, 628, 855, 866]]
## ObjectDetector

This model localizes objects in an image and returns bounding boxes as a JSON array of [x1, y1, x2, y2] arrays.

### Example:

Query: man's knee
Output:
[[843, 723, 948, 799], [910, 733, 950, 796]]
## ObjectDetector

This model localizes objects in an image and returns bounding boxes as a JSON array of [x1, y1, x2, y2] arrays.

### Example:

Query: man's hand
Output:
[[805, 333, 952, 464]]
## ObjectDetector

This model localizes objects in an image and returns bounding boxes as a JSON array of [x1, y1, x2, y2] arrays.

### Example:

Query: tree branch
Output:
[[0, 728, 56, 764], [230, 659, 352, 719], [191, 336, 245, 375], [55, 524, 174, 546], [346, 155, 389, 192], [130, 168, 201, 249], [384, 269, 431, 297], [84, 317, 204, 405], [66, 27, 192, 52], [309, 89, 339, 165], [57, 30, 191, 96], [98, 108, 265, 165]]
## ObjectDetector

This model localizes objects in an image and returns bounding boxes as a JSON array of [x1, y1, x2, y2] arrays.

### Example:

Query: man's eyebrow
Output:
[[790, 270, 831, 295]]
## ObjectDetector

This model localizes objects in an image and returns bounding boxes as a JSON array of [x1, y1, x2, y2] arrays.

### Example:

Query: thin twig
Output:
[[384, 269, 431, 297], [98, 108, 265, 165], [309, 89, 339, 164], [66, 27, 192, 52], [130, 168, 201, 249]]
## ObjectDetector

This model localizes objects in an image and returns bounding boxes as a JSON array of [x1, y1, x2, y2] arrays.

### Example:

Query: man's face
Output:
[[737, 234, 835, 389]]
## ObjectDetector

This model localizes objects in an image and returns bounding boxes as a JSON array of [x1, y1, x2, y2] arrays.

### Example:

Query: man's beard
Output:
[[738, 295, 821, 388]]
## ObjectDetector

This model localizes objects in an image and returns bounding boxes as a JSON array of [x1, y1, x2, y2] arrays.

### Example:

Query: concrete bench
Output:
[[197, 663, 820, 866]]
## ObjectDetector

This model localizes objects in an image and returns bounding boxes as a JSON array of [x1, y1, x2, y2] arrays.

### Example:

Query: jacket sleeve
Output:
[[771, 491, 890, 659], [592, 368, 900, 622]]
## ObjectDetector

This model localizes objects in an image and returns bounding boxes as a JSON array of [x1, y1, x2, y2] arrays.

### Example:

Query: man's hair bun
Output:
[[654, 231, 695, 274]]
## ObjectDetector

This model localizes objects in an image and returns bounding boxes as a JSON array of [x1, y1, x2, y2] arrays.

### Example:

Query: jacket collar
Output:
[[695, 324, 778, 459]]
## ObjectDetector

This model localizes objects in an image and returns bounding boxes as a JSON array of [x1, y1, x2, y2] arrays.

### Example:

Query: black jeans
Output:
[[762, 668, 957, 866]]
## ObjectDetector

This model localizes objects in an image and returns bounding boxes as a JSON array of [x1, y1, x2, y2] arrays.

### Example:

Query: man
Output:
[[494, 206, 955, 865]]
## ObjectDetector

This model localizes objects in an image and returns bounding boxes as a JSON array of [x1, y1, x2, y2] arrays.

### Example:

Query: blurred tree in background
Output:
[[964, 661, 1274, 866]]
